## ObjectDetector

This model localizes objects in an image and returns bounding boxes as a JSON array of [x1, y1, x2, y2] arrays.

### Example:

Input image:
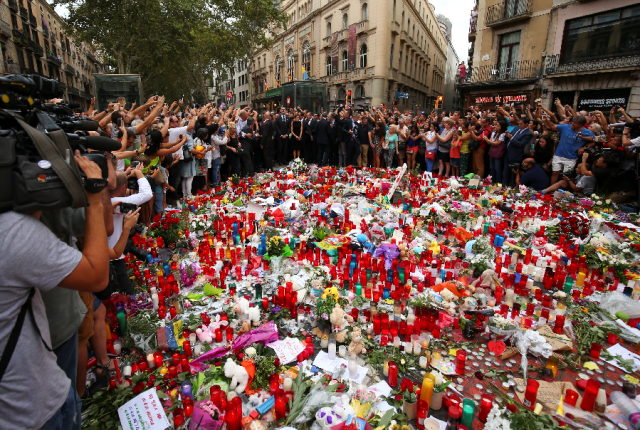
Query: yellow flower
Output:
[[402, 426, 410, 430], [390, 425, 400, 430]]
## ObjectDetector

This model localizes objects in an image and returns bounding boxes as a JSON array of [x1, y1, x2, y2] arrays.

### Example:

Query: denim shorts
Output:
[[40, 383, 78, 430], [450, 157, 460, 167]]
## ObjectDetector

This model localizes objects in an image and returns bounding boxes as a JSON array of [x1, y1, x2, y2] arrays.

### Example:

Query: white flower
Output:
[[606, 199, 611, 204]]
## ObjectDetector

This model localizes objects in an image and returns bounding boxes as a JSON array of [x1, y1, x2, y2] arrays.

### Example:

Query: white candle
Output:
[[194, 344, 202, 356], [348, 358, 358, 379], [151, 294, 159, 311], [419, 356, 428, 368], [189, 333, 197, 344], [147, 353, 155, 369], [150, 287, 157, 295], [123, 365, 132, 377], [393, 336, 401, 348], [320, 337, 329, 349], [328, 343, 336, 359], [113, 340, 122, 355], [413, 343, 422, 355], [433, 371, 443, 385], [339, 345, 347, 357], [283, 377, 293, 391], [407, 312, 416, 324], [505, 288, 515, 306]]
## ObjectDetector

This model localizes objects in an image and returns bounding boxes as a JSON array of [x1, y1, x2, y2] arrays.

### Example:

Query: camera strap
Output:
[[11, 114, 89, 209], [0, 288, 52, 383]]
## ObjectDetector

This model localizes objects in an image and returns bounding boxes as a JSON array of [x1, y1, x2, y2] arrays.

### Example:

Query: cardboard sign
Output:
[[118, 388, 169, 430], [537, 325, 573, 351], [513, 379, 581, 412]]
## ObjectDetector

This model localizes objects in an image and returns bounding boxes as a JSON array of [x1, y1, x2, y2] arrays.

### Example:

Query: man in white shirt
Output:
[[166, 113, 196, 201], [109, 168, 153, 294]]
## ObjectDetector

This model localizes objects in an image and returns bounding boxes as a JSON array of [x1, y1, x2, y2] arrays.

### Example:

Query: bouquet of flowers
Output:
[[266, 236, 286, 256], [148, 212, 186, 246], [191, 215, 213, 236], [290, 157, 307, 174], [488, 315, 517, 338]]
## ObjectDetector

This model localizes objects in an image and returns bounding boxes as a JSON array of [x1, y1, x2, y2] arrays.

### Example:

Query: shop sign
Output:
[[474, 94, 529, 105]]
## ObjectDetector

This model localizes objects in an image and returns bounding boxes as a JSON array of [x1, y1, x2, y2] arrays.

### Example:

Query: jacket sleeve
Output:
[[510, 130, 532, 150], [341, 120, 352, 134]]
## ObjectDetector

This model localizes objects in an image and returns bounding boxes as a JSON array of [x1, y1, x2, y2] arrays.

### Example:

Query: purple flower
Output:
[[322, 313, 329, 320], [271, 306, 282, 314]]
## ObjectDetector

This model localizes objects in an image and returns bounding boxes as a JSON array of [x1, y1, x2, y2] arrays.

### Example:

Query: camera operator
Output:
[[622, 126, 640, 148], [514, 158, 549, 191], [0, 154, 109, 429], [109, 166, 153, 294], [543, 163, 596, 196], [579, 152, 637, 204]]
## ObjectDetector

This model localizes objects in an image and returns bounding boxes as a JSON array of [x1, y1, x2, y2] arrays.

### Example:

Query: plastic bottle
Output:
[[610, 391, 640, 429]]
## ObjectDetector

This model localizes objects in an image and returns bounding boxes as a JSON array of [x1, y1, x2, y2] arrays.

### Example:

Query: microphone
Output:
[[78, 120, 99, 131]]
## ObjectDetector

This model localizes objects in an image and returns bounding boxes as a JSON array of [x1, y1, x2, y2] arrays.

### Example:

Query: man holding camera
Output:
[[514, 158, 549, 191], [0, 154, 109, 429], [108, 166, 153, 294], [579, 152, 637, 204]]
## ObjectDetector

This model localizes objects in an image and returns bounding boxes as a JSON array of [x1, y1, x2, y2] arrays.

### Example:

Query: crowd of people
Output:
[[0, 92, 639, 429]]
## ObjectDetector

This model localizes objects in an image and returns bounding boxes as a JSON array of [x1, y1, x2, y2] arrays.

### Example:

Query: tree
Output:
[[55, 0, 287, 102]]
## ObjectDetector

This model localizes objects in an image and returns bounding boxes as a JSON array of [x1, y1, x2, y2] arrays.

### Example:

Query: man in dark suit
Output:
[[315, 113, 331, 166], [260, 111, 275, 171], [340, 109, 355, 167], [502, 118, 533, 187], [302, 112, 316, 163], [274, 107, 290, 165], [328, 113, 339, 166]]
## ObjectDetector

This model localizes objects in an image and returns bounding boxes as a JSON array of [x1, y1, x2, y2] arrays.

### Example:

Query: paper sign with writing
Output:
[[513, 379, 581, 412], [267, 337, 306, 364], [537, 325, 573, 351], [118, 388, 169, 430], [386, 163, 407, 200], [605, 344, 640, 372]]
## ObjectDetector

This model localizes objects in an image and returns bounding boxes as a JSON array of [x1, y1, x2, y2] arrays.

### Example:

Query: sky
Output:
[[429, 0, 475, 64]]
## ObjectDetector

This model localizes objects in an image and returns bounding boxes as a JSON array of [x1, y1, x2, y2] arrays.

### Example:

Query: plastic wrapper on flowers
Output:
[[188, 400, 224, 430], [232, 320, 279, 350], [181, 261, 201, 287], [374, 243, 400, 270], [189, 346, 231, 373]]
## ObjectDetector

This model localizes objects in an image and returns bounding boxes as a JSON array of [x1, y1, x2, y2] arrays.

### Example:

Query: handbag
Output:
[[382, 139, 389, 150], [425, 150, 436, 160], [94, 262, 117, 300], [488, 142, 506, 158], [153, 166, 166, 185], [182, 145, 193, 163], [397, 141, 407, 150], [468, 140, 480, 151]]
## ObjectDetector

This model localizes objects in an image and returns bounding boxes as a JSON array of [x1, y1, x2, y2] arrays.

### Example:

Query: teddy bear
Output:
[[469, 269, 502, 294], [398, 243, 410, 261], [440, 288, 458, 316], [329, 303, 354, 343], [348, 327, 366, 355], [224, 358, 250, 395], [238, 320, 252, 334]]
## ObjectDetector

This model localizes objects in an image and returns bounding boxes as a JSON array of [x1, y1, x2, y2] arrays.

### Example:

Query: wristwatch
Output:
[[135, 149, 140, 155]]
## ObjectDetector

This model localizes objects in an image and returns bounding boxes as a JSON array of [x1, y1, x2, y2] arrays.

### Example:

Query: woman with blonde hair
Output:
[[435, 119, 454, 177], [226, 122, 240, 177], [384, 124, 399, 168]]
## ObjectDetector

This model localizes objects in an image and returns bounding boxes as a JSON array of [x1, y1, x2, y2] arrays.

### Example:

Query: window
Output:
[[563, 5, 640, 63], [402, 11, 404, 29], [275, 55, 282, 84], [362, 3, 368, 21], [338, 87, 346, 102], [302, 42, 311, 74], [342, 50, 348, 71], [327, 22, 331, 36], [405, 55, 408, 73], [355, 85, 365, 98], [326, 56, 332, 75], [390, 43, 394, 68], [393, 0, 396, 20], [343, 13, 348, 29], [497, 31, 520, 74], [399, 47, 403, 70], [287, 49, 294, 79], [359, 44, 367, 68]]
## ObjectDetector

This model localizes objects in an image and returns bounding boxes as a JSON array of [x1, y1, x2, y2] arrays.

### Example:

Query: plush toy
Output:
[[469, 269, 502, 294], [238, 321, 252, 334], [234, 298, 261, 326], [224, 358, 250, 395], [196, 325, 213, 343], [348, 326, 366, 354], [330, 303, 354, 343], [398, 243, 410, 261], [440, 288, 458, 316]]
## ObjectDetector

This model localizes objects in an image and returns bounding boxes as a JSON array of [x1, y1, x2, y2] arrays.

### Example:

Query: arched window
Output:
[[355, 85, 365, 98], [302, 42, 311, 74], [342, 13, 348, 29], [326, 56, 332, 75], [287, 49, 294, 80], [362, 3, 368, 20], [275, 55, 282, 84], [359, 44, 367, 68], [402, 11, 405, 29], [412, 24, 415, 38], [342, 50, 348, 71], [338, 87, 346, 103], [407, 18, 410, 32], [327, 22, 331, 36], [405, 55, 408, 73]]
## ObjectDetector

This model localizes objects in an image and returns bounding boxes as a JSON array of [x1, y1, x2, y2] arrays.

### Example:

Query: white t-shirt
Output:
[[0, 212, 81, 428], [169, 126, 189, 160], [575, 175, 596, 195], [109, 177, 154, 260], [491, 132, 505, 143]]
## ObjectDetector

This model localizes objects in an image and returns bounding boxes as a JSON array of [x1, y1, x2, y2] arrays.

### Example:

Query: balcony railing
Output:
[[65, 64, 75, 74], [29, 14, 36, 26], [355, 19, 368, 34], [8, 0, 18, 11], [485, 0, 532, 27], [42, 28, 48, 38], [20, 6, 28, 19], [4, 62, 21, 74], [544, 51, 640, 76], [459, 60, 540, 85], [0, 20, 11, 38], [34, 45, 43, 57], [12, 29, 26, 46]]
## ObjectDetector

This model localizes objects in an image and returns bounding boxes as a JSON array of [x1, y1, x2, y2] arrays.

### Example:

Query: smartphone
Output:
[[130, 161, 141, 168], [119, 202, 138, 213]]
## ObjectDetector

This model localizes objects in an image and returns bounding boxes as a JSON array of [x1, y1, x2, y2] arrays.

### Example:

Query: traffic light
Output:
[[346, 90, 352, 105], [435, 95, 443, 109]]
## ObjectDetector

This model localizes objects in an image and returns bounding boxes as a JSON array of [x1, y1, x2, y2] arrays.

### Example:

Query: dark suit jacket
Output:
[[260, 119, 274, 146], [506, 127, 533, 163], [340, 118, 354, 142], [315, 118, 330, 146], [328, 119, 338, 144], [275, 115, 289, 137]]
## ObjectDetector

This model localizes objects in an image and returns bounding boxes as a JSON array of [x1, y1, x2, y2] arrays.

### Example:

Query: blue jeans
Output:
[[425, 157, 434, 172], [489, 157, 503, 184], [211, 157, 221, 186], [40, 382, 79, 430], [51, 331, 81, 430]]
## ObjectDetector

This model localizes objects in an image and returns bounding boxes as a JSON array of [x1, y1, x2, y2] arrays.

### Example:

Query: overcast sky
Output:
[[429, 0, 474, 64]]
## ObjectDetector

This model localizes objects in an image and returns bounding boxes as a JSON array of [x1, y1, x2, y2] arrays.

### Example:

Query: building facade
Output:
[[251, 0, 448, 112], [459, 0, 639, 118], [442, 33, 461, 113], [0, 0, 103, 109]]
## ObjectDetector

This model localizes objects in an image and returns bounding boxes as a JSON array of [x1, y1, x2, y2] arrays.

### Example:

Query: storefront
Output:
[[464, 90, 537, 111]]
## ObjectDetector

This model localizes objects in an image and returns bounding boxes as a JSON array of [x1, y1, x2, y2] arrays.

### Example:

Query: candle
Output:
[[113, 340, 122, 355], [151, 293, 159, 310], [189, 333, 197, 344], [420, 375, 434, 405], [328, 335, 337, 359], [431, 351, 441, 366], [348, 354, 358, 379], [283, 377, 293, 391], [414, 343, 422, 355], [387, 361, 398, 387], [505, 288, 515, 306], [419, 356, 428, 368], [523, 380, 539, 410], [147, 353, 155, 369], [339, 345, 347, 358], [383, 360, 389, 376], [194, 344, 202, 356]]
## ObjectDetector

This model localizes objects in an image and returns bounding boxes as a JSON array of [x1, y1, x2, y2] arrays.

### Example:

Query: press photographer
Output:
[[579, 152, 637, 204], [514, 158, 549, 191]]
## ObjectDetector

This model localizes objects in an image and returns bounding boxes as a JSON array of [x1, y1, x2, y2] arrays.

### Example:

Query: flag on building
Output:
[[275, 75, 280, 88], [264, 81, 269, 91], [287, 70, 292, 82], [302, 65, 309, 81]]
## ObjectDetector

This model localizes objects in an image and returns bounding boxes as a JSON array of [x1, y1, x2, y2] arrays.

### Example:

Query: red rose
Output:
[[407, 383, 414, 393], [163, 224, 170, 230], [153, 215, 161, 223], [132, 382, 145, 394], [395, 394, 403, 401], [169, 380, 177, 388]]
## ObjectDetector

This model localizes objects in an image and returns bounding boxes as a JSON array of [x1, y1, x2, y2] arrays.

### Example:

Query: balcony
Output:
[[12, 29, 26, 46], [485, 0, 532, 27], [400, 30, 408, 44], [4, 62, 20, 74], [458, 60, 540, 86], [47, 52, 61, 66], [29, 14, 36, 27], [34, 45, 43, 57], [25, 39, 35, 51], [544, 50, 640, 76], [355, 19, 368, 34], [42, 28, 48, 38], [65, 64, 75, 75], [0, 20, 11, 38], [20, 6, 28, 19], [391, 20, 400, 36], [468, 21, 476, 42], [69, 87, 80, 96], [8, 0, 18, 12]]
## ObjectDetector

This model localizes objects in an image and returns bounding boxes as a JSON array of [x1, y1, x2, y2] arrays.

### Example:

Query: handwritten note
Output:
[[605, 344, 640, 373], [513, 379, 581, 412], [118, 388, 169, 430], [537, 325, 572, 351], [267, 337, 306, 365], [311, 351, 369, 384]]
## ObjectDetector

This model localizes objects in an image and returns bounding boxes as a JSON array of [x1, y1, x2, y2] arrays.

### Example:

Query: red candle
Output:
[[180, 358, 190, 374], [607, 333, 618, 344], [553, 315, 565, 335], [388, 361, 398, 387], [169, 306, 177, 319], [478, 395, 493, 422], [183, 341, 192, 357], [580, 379, 601, 412], [169, 365, 178, 378], [455, 350, 467, 375], [523, 379, 539, 410], [154, 355, 163, 369]]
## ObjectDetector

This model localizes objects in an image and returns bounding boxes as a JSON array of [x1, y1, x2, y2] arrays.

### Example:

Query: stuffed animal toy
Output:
[[398, 243, 410, 261], [348, 327, 366, 354], [238, 321, 252, 334], [469, 269, 502, 294], [224, 358, 250, 395], [234, 298, 261, 326], [329, 303, 354, 343], [196, 325, 213, 343]]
